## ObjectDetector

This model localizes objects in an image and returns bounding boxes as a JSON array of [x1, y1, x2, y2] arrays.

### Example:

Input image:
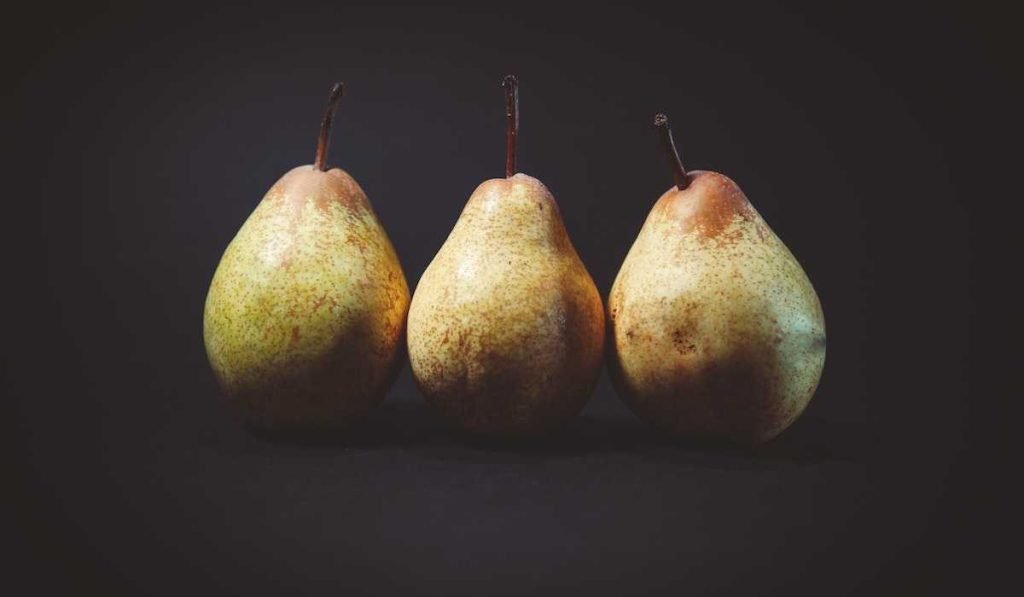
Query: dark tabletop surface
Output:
[[6, 3, 1001, 595]]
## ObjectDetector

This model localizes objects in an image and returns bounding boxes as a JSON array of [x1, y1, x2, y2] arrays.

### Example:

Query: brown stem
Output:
[[314, 82, 345, 171], [653, 113, 689, 190], [503, 74, 519, 177]]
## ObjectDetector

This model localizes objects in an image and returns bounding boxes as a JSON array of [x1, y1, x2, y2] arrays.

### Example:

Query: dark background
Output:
[[5, 2, 1005, 595]]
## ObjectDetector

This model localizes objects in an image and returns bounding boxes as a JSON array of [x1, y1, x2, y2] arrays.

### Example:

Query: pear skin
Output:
[[407, 174, 605, 436], [609, 170, 826, 443]]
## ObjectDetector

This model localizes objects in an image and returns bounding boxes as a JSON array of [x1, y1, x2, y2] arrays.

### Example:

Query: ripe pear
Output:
[[608, 114, 825, 443], [203, 83, 410, 429], [407, 76, 605, 436]]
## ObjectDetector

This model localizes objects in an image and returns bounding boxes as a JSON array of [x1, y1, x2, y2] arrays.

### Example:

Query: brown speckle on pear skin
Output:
[[407, 173, 605, 437], [608, 171, 825, 444], [203, 165, 410, 429]]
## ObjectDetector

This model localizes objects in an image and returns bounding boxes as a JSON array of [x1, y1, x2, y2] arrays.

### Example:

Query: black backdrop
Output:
[[5, 3, 1004, 595]]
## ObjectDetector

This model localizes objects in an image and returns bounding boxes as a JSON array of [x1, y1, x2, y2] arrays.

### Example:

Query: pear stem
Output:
[[653, 113, 689, 190], [314, 82, 345, 171], [503, 75, 519, 177]]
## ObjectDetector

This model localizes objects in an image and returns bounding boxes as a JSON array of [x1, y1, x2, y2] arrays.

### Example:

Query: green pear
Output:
[[407, 76, 605, 436], [608, 114, 825, 443], [203, 83, 410, 429]]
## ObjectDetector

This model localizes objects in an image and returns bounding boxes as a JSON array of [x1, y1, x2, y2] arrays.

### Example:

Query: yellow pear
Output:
[[608, 114, 825, 443], [203, 83, 410, 428], [407, 76, 605, 436]]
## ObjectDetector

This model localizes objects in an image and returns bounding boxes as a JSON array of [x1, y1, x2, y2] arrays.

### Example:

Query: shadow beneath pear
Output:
[[243, 399, 874, 466], [243, 399, 452, 448], [752, 413, 877, 463]]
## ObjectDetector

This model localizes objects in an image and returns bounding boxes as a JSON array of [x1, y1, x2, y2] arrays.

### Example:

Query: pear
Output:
[[203, 83, 410, 429], [407, 76, 605, 436], [608, 114, 825, 443]]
